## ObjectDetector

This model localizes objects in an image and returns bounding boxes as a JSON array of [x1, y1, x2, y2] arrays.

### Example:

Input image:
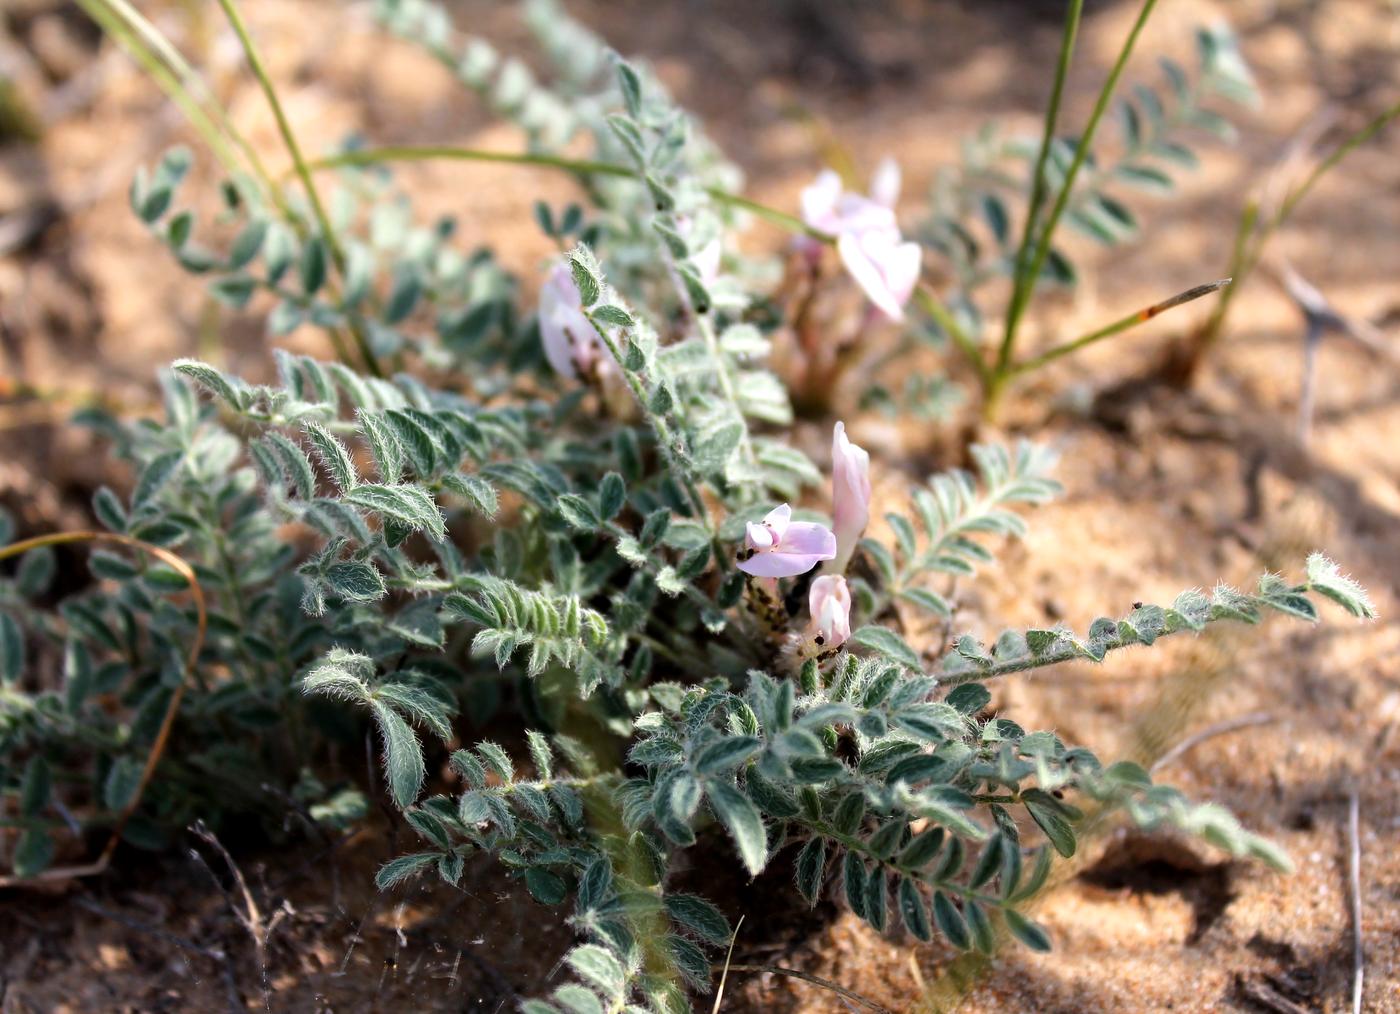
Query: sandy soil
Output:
[[1, 0, 1398, 1011]]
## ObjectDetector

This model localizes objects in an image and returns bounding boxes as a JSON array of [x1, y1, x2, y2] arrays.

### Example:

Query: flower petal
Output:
[[763, 503, 793, 539], [745, 521, 774, 549], [779, 522, 837, 560], [831, 421, 872, 573], [883, 241, 923, 315], [739, 550, 828, 579], [809, 574, 852, 648], [838, 231, 905, 322], [801, 170, 844, 230], [870, 156, 901, 209]]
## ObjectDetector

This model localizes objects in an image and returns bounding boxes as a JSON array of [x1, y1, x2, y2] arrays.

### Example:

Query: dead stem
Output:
[[718, 964, 894, 1013], [0, 531, 205, 888], [1346, 790, 1365, 1014]]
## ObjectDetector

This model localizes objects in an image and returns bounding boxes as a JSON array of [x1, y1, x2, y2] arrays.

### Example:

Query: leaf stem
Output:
[[302, 144, 835, 240], [913, 284, 988, 384], [1011, 277, 1230, 375]]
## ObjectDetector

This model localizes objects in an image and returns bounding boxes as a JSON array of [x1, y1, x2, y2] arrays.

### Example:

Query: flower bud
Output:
[[829, 421, 871, 573], [808, 574, 852, 650]]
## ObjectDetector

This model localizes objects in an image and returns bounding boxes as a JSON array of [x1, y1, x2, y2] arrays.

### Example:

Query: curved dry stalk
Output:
[[0, 531, 206, 887], [718, 964, 894, 1014], [1150, 711, 1276, 773]]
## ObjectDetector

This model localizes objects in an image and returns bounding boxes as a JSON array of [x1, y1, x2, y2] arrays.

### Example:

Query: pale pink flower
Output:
[[692, 235, 722, 287], [869, 156, 901, 210], [808, 574, 852, 650], [738, 504, 836, 578], [796, 162, 921, 321], [799, 169, 848, 238], [675, 213, 722, 287], [837, 230, 921, 322], [539, 262, 600, 379], [829, 421, 871, 573]]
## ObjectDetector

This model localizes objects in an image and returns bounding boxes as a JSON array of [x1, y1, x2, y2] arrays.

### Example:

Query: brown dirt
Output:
[[2, 0, 1398, 1011]]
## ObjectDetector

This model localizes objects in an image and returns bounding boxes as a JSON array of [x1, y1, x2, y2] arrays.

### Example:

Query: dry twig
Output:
[[1346, 790, 1364, 1014], [718, 964, 893, 1013], [190, 822, 292, 1012], [0, 531, 205, 888], [1150, 712, 1277, 774]]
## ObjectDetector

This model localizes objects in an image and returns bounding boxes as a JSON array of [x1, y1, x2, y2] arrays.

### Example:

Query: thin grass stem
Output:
[[214, 0, 382, 376], [1000, 0, 1085, 371], [1008, 0, 1161, 361], [1275, 98, 1400, 227]]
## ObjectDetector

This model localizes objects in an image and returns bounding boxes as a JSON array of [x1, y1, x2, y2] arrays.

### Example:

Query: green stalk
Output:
[[302, 143, 633, 181], [1006, 0, 1161, 365], [80, 0, 285, 211], [301, 145, 832, 241], [1000, 0, 1085, 373], [913, 284, 989, 386], [1274, 98, 1400, 227], [1011, 278, 1230, 376], [1179, 97, 1399, 383], [1183, 200, 1257, 372], [214, 0, 382, 377], [584, 312, 710, 528], [77, 0, 242, 178], [703, 188, 829, 241]]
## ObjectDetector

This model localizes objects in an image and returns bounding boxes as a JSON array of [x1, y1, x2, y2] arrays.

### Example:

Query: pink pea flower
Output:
[[738, 504, 836, 578], [539, 262, 601, 380], [797, 162, 921, 321], [675, 213, 722, 287], [869, 156, 901, 210], [829, 421, 871, 573], [837, 229, 921, 323], [808, 574, 852, 650]]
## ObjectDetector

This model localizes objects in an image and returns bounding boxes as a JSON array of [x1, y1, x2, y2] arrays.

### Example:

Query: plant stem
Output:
[[585, 315, 709, 524], [695, 312, 756, 476], [77, 0, 241, 177], [1011, 277, 1230, 375], [1005, 0, 1161, 365], [301, 145, 834, 241], [214, 0, 382, 377], [1179, 200, 1257, 377], [1000, 0, 1085, 372], [1274, 98, 1400, 228], [0, 532, 205, 887], [1175, 100, 1400, 383], [913, 284, 988, 385], [302, 144, 633, 182]]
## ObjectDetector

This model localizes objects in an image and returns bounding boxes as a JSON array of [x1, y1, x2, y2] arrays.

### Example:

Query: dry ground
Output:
[[1, 0, 1398, 1011]]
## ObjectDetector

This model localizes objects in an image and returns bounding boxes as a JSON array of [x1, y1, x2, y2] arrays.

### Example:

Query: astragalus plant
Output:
[[0, 2, 1377, 1011]]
